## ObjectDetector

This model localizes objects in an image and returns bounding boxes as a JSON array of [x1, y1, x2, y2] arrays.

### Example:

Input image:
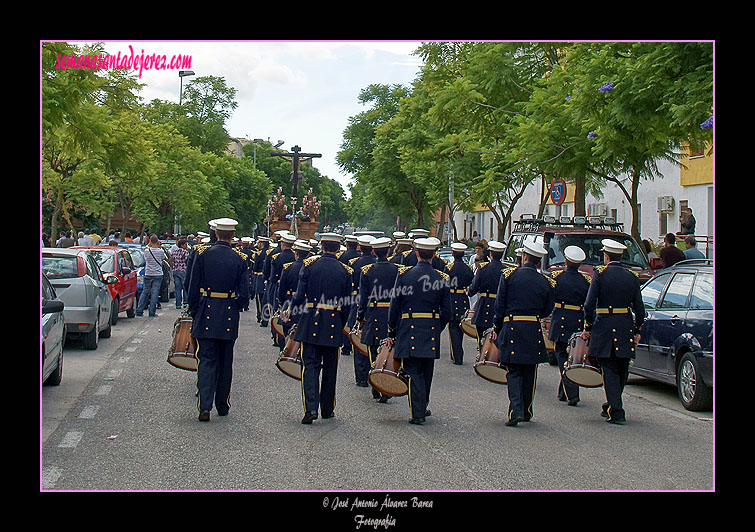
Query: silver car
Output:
[[42, 273, 66, 385], [42, 248, 115, 350]]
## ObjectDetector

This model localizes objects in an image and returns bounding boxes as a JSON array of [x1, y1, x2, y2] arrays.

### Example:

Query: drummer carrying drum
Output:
[[355, 237, 401, 402], [278, 239, 312, 339], [491, 241, 555, 427], [467, 240, 507, 351], [287, 233, 354, 425], [386, 237, 452, 425], [446, 242, 475, 365], [581, 239, 645, 425], [549, 245, 592, 406]]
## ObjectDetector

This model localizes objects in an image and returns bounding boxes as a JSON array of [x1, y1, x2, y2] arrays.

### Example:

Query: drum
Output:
[[368, 340, 408, 397], [270, 312, 285, 339], [563, 333, 603, 388], [349, 321, 368, 356], [460, 308, 477, 338], [276, 325, 302, 380], [541, 317, 555, 352], [167, 315, 197, 371], [473, 328, 507, 384]]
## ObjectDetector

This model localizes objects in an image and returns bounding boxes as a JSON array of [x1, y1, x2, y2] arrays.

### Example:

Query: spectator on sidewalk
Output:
[[172, 238, 190, 308], [683, 236, 706, 260], [660, 233, 685, 269]]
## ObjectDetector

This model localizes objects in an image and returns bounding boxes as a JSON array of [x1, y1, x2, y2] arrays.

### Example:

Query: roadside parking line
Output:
[[78, 405, 99, 419], [94, 385, 112, 396], [42, 466, 62, 489], [58, 431, 83, 448]]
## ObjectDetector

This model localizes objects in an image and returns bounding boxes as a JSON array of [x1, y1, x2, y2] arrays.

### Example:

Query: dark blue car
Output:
[[633, 259, 713, 411]]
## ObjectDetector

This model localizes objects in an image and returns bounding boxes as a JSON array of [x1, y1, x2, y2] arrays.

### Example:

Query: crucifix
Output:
[[270, 145, 322, 235]]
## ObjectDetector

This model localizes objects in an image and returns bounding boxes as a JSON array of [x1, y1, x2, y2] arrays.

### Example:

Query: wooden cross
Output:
[[269, 145, 322, 200]]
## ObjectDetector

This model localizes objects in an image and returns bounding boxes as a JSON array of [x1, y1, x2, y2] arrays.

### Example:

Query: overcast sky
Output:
[[75, 40, 427, 197]]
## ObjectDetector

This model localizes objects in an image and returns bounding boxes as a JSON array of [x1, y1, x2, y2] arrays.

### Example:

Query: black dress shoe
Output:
[[301, 412, 318, 424], [321, 412, 335, 419], [505, 417, 525, 427], [409, 417, 425, 425], [198, 410, 210, 422], [424, 409, 432, 417], [378, 396, 389, 403], [606, 417, 626, 425], [217, 410, 228, 417], [356, 381, 369, 388], [568, 398, 580, 406]]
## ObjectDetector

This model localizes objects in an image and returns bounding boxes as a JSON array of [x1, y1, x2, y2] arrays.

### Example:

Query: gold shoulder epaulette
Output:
[[283, 261, 294, 270], [265, 248, 273, 256], [336, 251, 343, 259], [543, 273, 557, 288], [272, 252, 280, 260], [478, 261, 489, 269], [233, 248, 248, 260], [397, 265, 411, 275], [402, 249, 412, 257], [445, 262, 453, 272], [467, 263, 474, 271], [361, 263, 375, 275], [195, 244, 210, 255], [437, 270, 450, 281], [501, 266, 516, 278], [342, 262, 354, 275], [630, 270, 639, 277], [581, 272, 593, 283], [552, 269, 564, 279], [595, 265, 607, 275], [349, 257, 360, 266], [303, 255, 321, 267]]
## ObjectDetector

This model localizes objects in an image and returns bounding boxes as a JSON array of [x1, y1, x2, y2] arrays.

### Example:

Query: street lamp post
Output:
[[178, 70, 195, 105], [252, 138, 264, 169]]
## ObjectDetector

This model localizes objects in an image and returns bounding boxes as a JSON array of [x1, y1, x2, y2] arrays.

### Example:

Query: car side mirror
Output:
[[43, 299, 65, 314]]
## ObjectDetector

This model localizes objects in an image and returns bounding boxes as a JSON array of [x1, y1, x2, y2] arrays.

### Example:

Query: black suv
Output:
[[502, 214, 659, 363], [633, 259, 713, 411]]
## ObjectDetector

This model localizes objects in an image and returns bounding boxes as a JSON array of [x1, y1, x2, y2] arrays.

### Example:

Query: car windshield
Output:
[[42, 255, 78, 279], [128, 248, 146, 267], [84, 249, 115, 273], [547, 234, 649, 268]]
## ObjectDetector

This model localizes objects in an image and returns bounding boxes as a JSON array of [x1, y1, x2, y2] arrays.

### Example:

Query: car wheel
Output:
[[677, 351, 712, 411], [100, 309, 112, 338], [44, 349, 63, 386], [111, 297, 120, 325], [82, 318, 99, 350]]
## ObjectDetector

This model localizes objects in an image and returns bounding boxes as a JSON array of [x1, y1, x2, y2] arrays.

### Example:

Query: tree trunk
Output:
[[574, 175, 586, 217]]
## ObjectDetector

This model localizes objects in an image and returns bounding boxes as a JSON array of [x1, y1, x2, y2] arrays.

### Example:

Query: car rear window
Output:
[[548, 234, 649, 268], [42, 255, 78, 279], [660, 272, 696, 309], [85, 249, 115, 273], [689, 272, 713, 310]]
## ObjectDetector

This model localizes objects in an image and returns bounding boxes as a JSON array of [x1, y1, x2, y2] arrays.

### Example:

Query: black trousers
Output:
[[402, 357, 435, 421], [301, 343, 339, 418], [506, 363, 538, 421], [342, 305, 357, 356], [598, 354, 631, 422], [195, 338, 235, 414], [555, 341, 580, 402], [448, 320, 465, 364]]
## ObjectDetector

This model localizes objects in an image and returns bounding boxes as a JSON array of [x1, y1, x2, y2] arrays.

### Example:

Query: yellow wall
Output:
[[680, 142, 713, 186]]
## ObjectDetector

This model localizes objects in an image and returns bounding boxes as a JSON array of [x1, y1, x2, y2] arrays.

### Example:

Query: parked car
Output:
[[42, 248, 115, 350], [504, 214, 659, 364], [632, 259, 713, 411], [120, 244, 174, 302], [42, 273, 66, 385], [72, 246, 138, 324]]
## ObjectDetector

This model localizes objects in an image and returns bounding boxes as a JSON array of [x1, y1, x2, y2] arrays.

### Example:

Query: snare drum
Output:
[[349, 321, 368, 356], [368, 340, 408, 397], [473, 328, 507, 384], [460, 308, 477, 339], [563, 333, 603, 388], [276, 325, 302, 380], [167, 315, 197, 371], [270, 312, 285, 339]]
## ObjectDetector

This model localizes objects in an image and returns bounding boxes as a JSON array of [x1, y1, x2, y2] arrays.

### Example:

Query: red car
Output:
[[72, 246, 138, 324]]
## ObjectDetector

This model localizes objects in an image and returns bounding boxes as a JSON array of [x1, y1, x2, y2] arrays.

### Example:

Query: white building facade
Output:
[[452, 152, 714, 257]]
